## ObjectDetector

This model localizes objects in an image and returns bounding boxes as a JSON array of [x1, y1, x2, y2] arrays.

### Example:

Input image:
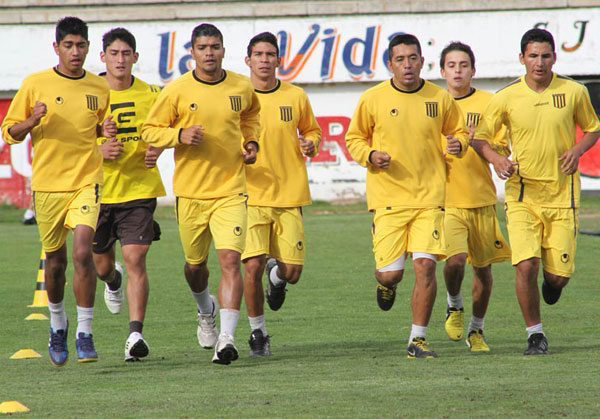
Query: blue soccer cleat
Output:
[[48, 323, 69, 367], [76, 332, 98, 363]]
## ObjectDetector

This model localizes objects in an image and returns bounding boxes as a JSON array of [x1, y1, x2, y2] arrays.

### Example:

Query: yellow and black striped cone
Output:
[[28, 249, 48, 308]]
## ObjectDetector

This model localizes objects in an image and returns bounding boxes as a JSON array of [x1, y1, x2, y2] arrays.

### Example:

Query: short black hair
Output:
[[247, 32, 279, 57], [388, 34, 421, 61], [191, 23, 223, 46], [55, 16, 88, 43], [520, 28, 555, 54], [440, 41, 475, 69], [102, 27, 136, 52]]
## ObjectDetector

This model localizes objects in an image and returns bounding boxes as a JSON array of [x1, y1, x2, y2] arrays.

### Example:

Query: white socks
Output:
[[269, 265, 286, 287], [48, 300, 67, 332], [76, 306, 94, 336], [248, 315, 267, 336], [526, 323, 544, 337], [409, 324, 427, 343], [220, 309, 240, 338], [192, 287, 214, 315], [447, 292, 464, 309], [469, 316, 485, 333]]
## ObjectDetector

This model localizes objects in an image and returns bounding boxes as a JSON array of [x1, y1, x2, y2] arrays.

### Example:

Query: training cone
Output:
[[0, 401, 30, 414], [25, 313, 48, 321], [10, 349, 41, 360], [28, 249, 48, 308]]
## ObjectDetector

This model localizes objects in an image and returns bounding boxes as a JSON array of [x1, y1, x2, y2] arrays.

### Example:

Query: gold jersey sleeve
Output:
[[346, 79, 469, 210], [477, 74, 600, 208], [445, 89, 509, 208], [2, 68, 109, 192], [98, 77, 166, 204], [141, 70, 261, 199], [245, 80, 321, 207]]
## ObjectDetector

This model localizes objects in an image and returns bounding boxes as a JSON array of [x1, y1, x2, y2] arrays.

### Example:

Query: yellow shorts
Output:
[[372, 207, 445, 270], [34, 184, 102, 253], [445, 205, 511, 268], [242, 206, 305, 265], [176, 194, 247, 265], [505, 202, 578, 277]]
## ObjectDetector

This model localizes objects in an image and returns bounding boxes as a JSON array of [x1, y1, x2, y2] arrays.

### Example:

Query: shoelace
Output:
[[50, 331, 66, 351], [79, 336, 95, 352], [379, 286, 394, 300]]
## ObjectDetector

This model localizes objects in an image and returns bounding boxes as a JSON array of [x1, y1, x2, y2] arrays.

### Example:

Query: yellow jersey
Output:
[[346, 79, 469, 210], [246, 80, 321, 207], [98, 76, 166, 204], [445, 89, 509, 208], [477, 74, 600, 208], [2, 68, 109, 192], [141, 70, 260, 199]]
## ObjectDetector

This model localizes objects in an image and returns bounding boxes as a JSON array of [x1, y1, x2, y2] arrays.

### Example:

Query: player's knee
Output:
[[45, 255, 67, 279], [185, 261, 208, 277], [280, 263, 303, 284], [446, 253, 467, 270], [474, 266, 493, 288], [72, 245, 93, 268], [244, 257, 265, 278], [414, 256, 436, 273], [543, 271, 570, 289], [376, 269, 403, 287]]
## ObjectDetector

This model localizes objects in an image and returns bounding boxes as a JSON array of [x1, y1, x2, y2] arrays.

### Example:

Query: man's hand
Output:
[[102, 115, 118, 139], [30, 101, 47, 127], [101, 138, 124, 161], [145, 146, 163, 168], [299, 136, 315, 157], [559, 147, 582, 175], [180, 125, 204, 145], [492, 156, 518, 180], [446, 135, 463, 156], [243, 142, 258, 164], [369, 151, 391, 169]]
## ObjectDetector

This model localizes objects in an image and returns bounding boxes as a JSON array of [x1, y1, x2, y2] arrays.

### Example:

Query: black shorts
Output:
[[93, 198, 161, 254]]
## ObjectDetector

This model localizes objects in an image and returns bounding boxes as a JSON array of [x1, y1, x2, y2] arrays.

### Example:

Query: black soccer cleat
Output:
[[248, 329, 272, 357], [376, 284, 396, 311], [265, 259, 286, 311], [541, 280, 562, 305], [524, 333, 549, 356]]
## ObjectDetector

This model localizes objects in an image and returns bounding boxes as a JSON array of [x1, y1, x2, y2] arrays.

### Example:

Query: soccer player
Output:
[[94, 27, 166, 362], [242, 32, 321, 356], [439, 42, 511, 352], [1, 17, 114, 366], [473, 28, 600, 355], [346, 34, 469, 358], [142, 23, 260, 365]]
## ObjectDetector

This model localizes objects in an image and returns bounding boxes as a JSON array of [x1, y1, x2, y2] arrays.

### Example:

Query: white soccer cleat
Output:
[[103, 261, 124, 314], [212, 333, 239, 365], [197, 295, 219, 349], [124, 331, 149, 362]]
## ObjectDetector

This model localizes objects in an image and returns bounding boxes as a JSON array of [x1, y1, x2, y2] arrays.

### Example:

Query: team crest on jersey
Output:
[[432, 229, 440, 240], [233, 226, 243, 236], [561, 253, 569, 263], [553, 93, 566, 109], [425, 102, 438, 118], [280, 106, 293, 122], [466, 112, 481, 127], [189, 103, 198, 111], [86, 95, 98, 111], [296, 241, 304, 250], [55, 96, 64, 105], [390, 108, 398, 117], [81, 205, 90, 214], [229, 96, 242, 112], [494, 240, 503, 249]]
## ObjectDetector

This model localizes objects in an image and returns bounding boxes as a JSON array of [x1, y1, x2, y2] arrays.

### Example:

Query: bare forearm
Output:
[[574, 131, 600, 156], [8, 119, 36, 142], [472, 140, 503, 165]]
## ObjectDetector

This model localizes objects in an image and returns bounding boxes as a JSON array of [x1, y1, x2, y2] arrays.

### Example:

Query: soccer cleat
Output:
[[248, 329, 272, 357], [524, 333, 549, 356], [407, 337, 438, 359], [265, 258, 287, 311], [466, 329, 490, 352], [376, 284, 396, 311], [541, 280, 562, 305], [48, 323, 69, 367], [197, 295, 219, 349], [445, 307, 465, 341], [212, 334, 239, 365], [76, 332, 98, 363], [124, 332, 149, 362], [103, 261, 124, 314]]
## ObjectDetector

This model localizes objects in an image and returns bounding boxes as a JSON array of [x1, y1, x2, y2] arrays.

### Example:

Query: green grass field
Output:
[[2, 195, 600, 417]]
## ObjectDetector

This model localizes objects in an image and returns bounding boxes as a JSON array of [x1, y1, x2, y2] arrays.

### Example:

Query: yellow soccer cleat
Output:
[[444, 307, 464, 341], [407, 337, 438, 359], [466, 329, 490, 352]]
